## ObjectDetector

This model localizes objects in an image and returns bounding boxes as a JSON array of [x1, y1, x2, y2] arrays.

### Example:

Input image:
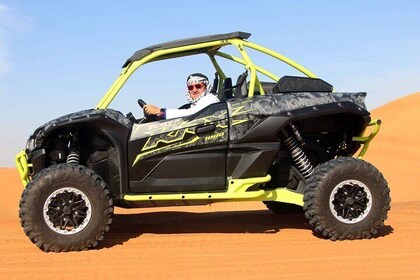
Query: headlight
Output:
[[25, 138, 36, 152]]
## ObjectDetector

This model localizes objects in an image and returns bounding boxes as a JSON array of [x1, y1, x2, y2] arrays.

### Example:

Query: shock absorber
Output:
[[282, 125, 314, 179], [66, 132, 80, 164]]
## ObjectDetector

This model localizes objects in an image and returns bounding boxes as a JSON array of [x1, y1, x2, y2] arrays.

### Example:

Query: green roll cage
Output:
[[96, 34, 318, 110]]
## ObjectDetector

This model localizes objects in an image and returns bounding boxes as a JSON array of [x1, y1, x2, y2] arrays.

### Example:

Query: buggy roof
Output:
[[122, 31, 251, 67]]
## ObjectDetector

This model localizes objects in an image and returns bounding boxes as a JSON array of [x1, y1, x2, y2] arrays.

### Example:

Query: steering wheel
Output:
[[125, 99, 151, 123], [137, 99, 147, 109], [138, 99, 160, 122], [137, 99, 151, 118]]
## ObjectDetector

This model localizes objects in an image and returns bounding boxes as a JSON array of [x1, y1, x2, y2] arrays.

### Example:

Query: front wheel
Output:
[[303, 157, 390, 240], [19, 164, 114, 252]]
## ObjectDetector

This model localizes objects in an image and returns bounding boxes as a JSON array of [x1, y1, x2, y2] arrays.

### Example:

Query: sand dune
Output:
[[1, 93, 419, 279], [364, 92, 420, 203]]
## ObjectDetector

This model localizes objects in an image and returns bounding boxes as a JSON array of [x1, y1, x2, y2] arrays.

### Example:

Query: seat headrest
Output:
[[218, 77, 233, 102], [234, 71, 248, 98]]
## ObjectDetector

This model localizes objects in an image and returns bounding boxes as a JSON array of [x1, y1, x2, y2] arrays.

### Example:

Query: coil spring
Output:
[[66, 134, 80, 164], [66, 150, 80, 164], [284, 135, 314, 179]]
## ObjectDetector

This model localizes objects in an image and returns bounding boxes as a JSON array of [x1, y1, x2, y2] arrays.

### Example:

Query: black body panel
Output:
[[227, 143, 280, 179], [27, 109, 132, 197], [30, 148, 46, 174], [31, 109, 131, 143], [130, 150, 226, 193], [232, 116, 290, 143], [227, 92, 369, 142]]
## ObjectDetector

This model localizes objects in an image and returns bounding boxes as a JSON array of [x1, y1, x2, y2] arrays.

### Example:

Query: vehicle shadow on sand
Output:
[[98, 210, 393, 249]]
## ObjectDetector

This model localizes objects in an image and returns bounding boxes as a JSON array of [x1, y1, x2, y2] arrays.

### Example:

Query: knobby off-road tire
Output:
[[263, 201, 303, 214], [303, 157, 390, 240], [19, 164, 114, 252]]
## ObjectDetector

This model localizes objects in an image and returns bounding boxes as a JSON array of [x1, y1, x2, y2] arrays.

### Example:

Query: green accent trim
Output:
[[231, 40, 257, 97], [142, 128, 195, 152], [132, 135, 201, 166], [15, 150, 30, 187], [254, 74, 265, 95], [123, 175, 304, 206], [208, 54, 227, 93], [352, 119, 381, 159], [148, 49, 208, 63], [215, 51, 280, 82], [230, 102, 256, 116], [243, 41, 318, 78]]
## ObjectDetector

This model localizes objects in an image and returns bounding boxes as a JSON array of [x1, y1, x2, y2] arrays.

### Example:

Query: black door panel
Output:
[[128, 102, 228, 193], [130, 150, 226, 193]]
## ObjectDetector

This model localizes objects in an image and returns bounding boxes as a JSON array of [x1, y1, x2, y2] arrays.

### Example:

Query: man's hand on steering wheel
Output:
[[143, 104, 161, 116], [138, 99, 165, 120]]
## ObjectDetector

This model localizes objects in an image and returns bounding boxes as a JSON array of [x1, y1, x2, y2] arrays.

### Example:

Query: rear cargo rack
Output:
[[352, 119, 382, 159]]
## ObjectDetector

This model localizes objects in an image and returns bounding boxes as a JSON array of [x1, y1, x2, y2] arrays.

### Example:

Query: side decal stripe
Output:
[[132, 136, 201, 166]]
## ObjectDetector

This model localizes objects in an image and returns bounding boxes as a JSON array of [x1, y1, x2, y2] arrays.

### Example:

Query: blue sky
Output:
[[0, 0, 419, 166]]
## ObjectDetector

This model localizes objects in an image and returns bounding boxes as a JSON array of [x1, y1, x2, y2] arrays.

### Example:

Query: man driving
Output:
[[143, 73, 220, 119]]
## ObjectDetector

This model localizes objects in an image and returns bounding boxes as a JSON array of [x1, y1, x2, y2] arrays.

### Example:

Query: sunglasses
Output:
[[187, 83, 204, 91]]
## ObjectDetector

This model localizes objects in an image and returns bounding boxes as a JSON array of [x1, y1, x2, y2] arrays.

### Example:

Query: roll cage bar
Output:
[[96, 31, 318, 109]]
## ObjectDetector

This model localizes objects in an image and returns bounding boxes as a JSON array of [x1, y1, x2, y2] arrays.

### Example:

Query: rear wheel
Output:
[[19, 164, 114, 252], [303, 157, 390, 240]]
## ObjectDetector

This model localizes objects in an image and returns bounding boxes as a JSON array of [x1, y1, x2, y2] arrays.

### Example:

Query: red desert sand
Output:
[[1, 92, 419, 279]]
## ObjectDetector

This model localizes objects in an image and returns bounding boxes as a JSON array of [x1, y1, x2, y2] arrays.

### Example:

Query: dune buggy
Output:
[[16, 31, 390, 252]]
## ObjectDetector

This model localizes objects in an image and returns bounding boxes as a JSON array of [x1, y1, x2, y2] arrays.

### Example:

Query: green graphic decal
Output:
[[141, 128, 195, 152], [133, 135, 201, 166]]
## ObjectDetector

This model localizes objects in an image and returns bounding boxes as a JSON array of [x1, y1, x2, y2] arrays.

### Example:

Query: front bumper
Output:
[[15, 150, 30, 187]]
